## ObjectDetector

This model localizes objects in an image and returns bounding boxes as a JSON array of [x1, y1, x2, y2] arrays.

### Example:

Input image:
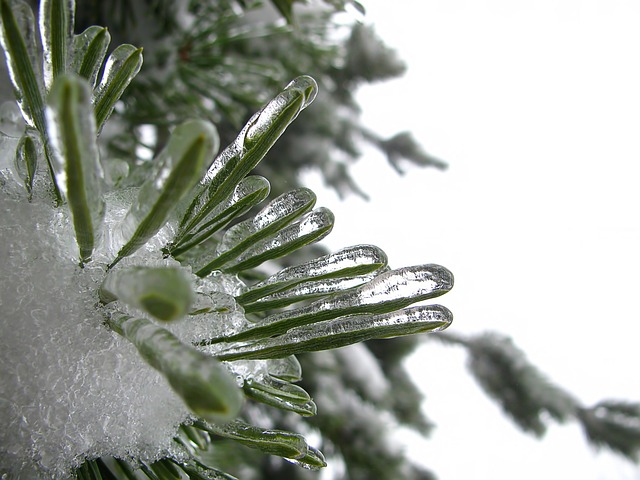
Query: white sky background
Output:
[[303, 1, 640, 478]]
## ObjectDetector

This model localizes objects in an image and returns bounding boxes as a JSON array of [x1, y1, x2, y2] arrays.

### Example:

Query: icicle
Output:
[[220, 207, 335, 274], [100, 266, 194, 322], [46, 75, 104, 263], [39, 0, 74, 90], [216, 304, 453, 361], [218, 264, 454, 342], [237, 244, 388, 306], [176, 76, 318, 237]]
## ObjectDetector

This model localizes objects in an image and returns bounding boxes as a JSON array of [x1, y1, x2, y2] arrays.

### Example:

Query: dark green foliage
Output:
[[464, 332, 579, 436], [74, 0, 444, 199], [577, 401, 640, 461]]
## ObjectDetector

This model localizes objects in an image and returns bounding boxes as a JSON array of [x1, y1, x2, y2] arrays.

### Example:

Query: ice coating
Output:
[[195, 175, 271, 237], [46, 75, 105, 261], [223, 359, 316, 417], [71, 25, 110, 88], [39, 0, 75, 89], [222, 207, 335, 274], [187, 188, 317, 276], [178, 76, 318, 237], [100, 266, 195, 322], [113, 119, 217, 263], [220, 264, 454, 342], [14, 129, 41, 196], [243, 75, 318, 149], [197, 419, 311, 462], [108, 313, 244, 424], [267, 355, 303, 382], [94, 43, 142, 99], [173, 175, 271, 255], [216, 188, 316, 255], [201, 126, 247, 186], [93, 43, 143, 130], [216, 304, 453, 361], [238, 244, 388, 305], [242, 273, 382, 313]]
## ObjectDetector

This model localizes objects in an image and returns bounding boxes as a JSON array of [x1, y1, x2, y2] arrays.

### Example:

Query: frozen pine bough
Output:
[[0, 0, 453, 478]]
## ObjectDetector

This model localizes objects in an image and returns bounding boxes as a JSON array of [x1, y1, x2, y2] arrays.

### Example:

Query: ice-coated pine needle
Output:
[[39, 0, 74, 89], [243, 382, 317, 417], [220, 207, 335, 274], [93, 43, 143, 131], [72, 25, 110, 88], [170, 175, 271, 257], [241, 373, 317, 415], [287, 445, 327, 471], [244, 375, 311, 404], [216, 304, 453, 361], [47, 75, 104, 263], [0, 0, 63, 202], [106, 312, 243, 424], [100, 266, 194, 322], [176, 75, 318, 238], [111, 119, 218, 266], [197, 420, 310, 460], [237, 244, 388, 306], [0, 0, 45, 131], [215, 264, 454, 342], [241, 274, 381, 313], [187, 187, 316, 275], [14, 130, 39, 198]]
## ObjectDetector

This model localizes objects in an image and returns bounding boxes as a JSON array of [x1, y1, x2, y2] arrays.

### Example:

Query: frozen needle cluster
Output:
[[0, 0, 453, 478]]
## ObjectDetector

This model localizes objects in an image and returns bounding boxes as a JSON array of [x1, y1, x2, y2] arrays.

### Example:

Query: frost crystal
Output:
[[0, 188, 242, 478]]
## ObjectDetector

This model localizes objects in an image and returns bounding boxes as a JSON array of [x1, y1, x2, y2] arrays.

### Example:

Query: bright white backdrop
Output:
[[303, 1, 640, 478]]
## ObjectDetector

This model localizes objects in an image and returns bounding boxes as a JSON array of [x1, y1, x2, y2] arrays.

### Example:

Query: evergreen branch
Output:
[[577, 401, 640, 461]]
